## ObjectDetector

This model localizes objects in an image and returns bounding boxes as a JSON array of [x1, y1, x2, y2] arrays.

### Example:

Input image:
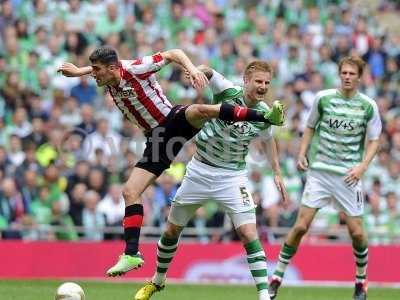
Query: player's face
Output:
[[244, 71, 272, 103], [339, 63, 360, 93], [91, 62, 117, 87]]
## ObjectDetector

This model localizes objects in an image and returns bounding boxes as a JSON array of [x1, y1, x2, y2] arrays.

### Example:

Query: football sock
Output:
[[153, 233, 179, 286], [123, 204, 143, 255], [219, 103, 266, 122], [353, 243, 368, 283], [273, 243, 297, 280], [245, 239, 269, 299]]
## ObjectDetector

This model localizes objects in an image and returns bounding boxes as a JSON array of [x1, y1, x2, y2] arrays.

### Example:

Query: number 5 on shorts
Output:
[[240, 186, 251, 206]]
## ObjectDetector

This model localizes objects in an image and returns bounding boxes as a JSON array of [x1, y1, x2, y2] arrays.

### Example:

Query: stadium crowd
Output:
[[0, 0, 399, 244]]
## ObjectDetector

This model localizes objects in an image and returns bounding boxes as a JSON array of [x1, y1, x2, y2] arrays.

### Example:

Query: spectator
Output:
[[70, 76, 98, 105], [82, 190, 105, 241], [0, 178, 25, 239]]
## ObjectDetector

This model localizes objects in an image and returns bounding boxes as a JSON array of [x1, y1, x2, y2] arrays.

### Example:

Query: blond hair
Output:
[[338, 56, 366, 77], [244, 60, 273, 79]]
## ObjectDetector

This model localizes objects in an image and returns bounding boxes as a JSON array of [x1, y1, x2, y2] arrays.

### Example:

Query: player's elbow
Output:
[[162, 49, 185, 63]]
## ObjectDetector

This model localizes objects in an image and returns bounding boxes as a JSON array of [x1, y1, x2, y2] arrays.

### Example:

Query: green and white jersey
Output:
[[307, 89, 382, 175], [195, 70, 273, 171]]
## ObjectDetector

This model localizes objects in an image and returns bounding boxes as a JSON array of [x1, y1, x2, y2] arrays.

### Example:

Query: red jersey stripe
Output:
[[108, 85, 151, 130], [121, 97, 151, 130], [122, 72, 166, 124], [147, 78, 172, 109]]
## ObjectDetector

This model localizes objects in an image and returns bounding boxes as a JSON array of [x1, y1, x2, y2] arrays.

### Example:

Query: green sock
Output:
[[353, 243, 368, 283], [273, 243, 297, 279], [245, 239, 269, 294], [152, 234, 179, 286]]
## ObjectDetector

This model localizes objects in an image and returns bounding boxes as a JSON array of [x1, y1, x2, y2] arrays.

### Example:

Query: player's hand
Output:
[[274, 174, 289, 207], [189, 68, 209, 90], [57, 62, 83, 77], [344, 164, 366, 187], [297, 155, 309, 171]]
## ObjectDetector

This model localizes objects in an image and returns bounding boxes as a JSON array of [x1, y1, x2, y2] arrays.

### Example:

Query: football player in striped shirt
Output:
[[135, 61, 288, 300], [269, 56, 382, 300], [58, 46, 285, 276]]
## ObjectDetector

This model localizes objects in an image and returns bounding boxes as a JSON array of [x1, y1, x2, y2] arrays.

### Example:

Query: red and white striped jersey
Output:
[[107, 53, 173, 131]]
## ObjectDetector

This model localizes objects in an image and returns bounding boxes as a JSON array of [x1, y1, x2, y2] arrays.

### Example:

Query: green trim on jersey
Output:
[[213, 87, 242, 104], [196, 86, 272, 171], [309, 89, 376, 175]]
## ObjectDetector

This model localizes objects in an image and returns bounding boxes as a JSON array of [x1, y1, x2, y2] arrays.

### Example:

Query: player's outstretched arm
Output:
[[161, 49, 208, 89], [58, 62, 93, 77]]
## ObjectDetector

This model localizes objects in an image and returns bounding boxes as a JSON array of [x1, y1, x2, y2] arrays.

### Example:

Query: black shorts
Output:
[[135, 105, 200, 177]]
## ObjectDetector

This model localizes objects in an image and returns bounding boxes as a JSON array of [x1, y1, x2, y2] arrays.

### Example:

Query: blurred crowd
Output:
[[0, 0, 399, 244]]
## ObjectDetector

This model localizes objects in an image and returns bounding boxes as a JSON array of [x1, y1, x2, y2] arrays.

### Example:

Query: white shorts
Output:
[[301, 169, 364, 217], [168, 157, 256, 228]]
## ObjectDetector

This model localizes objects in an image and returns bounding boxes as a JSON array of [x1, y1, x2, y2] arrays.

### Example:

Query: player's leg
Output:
[[269, 205, 317, 297], [135, 204, 199, 300], [230, 211, 270, 300], [270, 170, 330, 298], [333, 174, 367, 300], [134, 221, 184, 300], [184, 101, 285, 129], [106, 167, 157, 276], [345, 215, 368, 300]]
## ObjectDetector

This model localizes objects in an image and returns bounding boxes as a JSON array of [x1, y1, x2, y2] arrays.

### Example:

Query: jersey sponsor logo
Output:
[[328, 118, 355, 130], [232, 122, 251, 134], [115, 88, 137, 98]]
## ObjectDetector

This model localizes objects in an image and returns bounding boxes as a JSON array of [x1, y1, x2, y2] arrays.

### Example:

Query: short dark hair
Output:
[[89, 46, 119, 65], [338, 55, 366, 77]]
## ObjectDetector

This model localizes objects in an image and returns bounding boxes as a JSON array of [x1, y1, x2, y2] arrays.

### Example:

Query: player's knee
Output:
[[189, 104, 212, 120], [164, 223, 182, 239], [293, 223, 309, 237], [122, 185, 140, 204], [350, 230, 366, 244]]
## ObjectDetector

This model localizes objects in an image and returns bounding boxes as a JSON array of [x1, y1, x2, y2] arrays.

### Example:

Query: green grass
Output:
[[0, 280, 398, 300]]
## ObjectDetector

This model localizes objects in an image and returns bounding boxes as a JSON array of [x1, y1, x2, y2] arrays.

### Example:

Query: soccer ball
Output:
[[55, 282, 85, 300]]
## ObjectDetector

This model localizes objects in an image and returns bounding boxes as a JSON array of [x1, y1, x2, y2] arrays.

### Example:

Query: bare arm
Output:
[[297, 127, 315, 171], [161, 49, 208, 89], [262, 138, 289, 204], [361, 139, 380, 168], [263, 138, 282, 176], [344, 139, 380, 186], [57, 63, 92, 77]]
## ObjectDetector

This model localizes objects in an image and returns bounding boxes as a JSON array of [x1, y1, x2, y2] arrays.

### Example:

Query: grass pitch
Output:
[[0, 280, 398, 300]]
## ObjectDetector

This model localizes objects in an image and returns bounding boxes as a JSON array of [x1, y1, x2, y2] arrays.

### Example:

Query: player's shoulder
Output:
[[315, 88, 337, 100], [358, 92, 378, 108], [214, 85, 242, 101], [120, 59, 135, 69]]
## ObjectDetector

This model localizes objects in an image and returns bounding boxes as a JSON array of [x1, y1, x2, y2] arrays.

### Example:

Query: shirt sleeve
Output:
[[366, 101, 382, 140], [124, 53, 167, 80], [209, 70, 234, 94], [306, 92, 323, 128]]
